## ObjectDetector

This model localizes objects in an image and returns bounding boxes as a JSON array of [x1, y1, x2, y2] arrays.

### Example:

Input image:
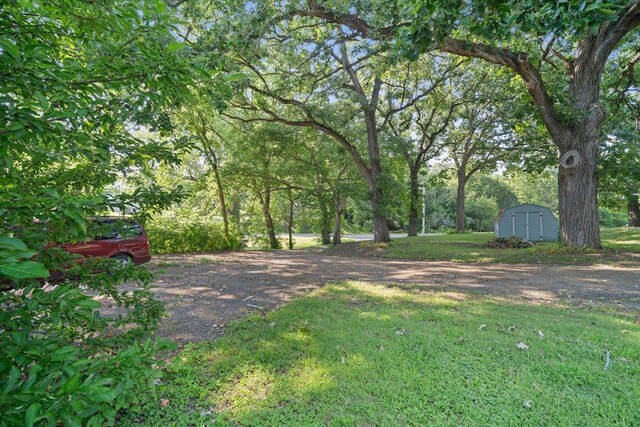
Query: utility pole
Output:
[[421, 186, 426, 235]]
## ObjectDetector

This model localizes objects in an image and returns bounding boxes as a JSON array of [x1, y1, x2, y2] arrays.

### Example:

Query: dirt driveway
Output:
[[147, 248, 640, 343]]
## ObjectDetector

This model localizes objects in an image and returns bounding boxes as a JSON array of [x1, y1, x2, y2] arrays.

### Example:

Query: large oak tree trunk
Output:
[[552, 65, 603, 248], [628, 193, 640, 227], [407, 166, 419, 237], [455, 170, 466, 232], [556, 130, 601, 247]]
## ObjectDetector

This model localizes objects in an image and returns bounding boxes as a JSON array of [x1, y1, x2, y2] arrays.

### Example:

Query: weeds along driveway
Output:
[[146, 248, 640, 343]]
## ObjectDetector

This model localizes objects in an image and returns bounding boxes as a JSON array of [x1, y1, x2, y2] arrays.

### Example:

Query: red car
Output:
[[61, 217, 151, 266]]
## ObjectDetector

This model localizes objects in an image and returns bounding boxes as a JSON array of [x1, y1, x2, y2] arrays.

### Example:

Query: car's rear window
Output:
[[91, 219, 143, 240]]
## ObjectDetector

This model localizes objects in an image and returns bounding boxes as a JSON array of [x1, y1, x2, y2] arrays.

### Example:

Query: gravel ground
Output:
[[139, 248, 640, 343]]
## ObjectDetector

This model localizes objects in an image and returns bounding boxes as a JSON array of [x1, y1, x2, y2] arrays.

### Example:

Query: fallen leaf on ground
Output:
[[479, 324, 487, 330], [537, 330, 545, 339], [160, 399, 170, 407]]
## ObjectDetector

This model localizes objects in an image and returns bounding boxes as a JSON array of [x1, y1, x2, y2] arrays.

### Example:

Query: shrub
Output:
[[0, 243, 170, 426], [146, 219, 243, 254], [599, 208, 627, 228], [465, 196, 500, 232]]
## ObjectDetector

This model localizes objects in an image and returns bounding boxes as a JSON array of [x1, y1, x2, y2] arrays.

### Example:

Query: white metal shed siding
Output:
[[494, 204, 558, 241]]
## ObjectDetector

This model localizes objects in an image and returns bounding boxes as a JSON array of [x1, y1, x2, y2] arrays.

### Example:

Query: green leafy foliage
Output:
[[0, 0, 200, 424], [146, 219, 243, 254], [0, 259, 172, 426], [599, 208, 628, 228]]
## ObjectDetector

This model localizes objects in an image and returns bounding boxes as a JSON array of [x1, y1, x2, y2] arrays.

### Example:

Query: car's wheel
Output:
[[111, 253, 133, 267]]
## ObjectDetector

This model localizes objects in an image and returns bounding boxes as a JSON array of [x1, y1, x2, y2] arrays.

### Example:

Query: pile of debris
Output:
[[486, 237, 534, 249]]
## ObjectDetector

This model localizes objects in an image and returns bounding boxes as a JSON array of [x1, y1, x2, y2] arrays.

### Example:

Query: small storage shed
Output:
[[494, 204, 558, 241]]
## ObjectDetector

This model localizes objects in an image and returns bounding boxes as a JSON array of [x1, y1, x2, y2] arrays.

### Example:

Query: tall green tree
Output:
[[284, 0, 640, 247], [379, 54, 463, 236], [220, 27, 398, 242], [439, 62, 528, 232]]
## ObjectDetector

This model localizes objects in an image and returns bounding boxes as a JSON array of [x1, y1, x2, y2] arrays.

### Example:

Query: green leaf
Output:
[[35, 91, 49, 110], [9, 122, 25, 131], [62, 208, 87, 234], [0, 40, 20, 59], [224, 72, 246, 82], [88, 387, 116, 403], [0, 236, 28, 251], [167, 41, 183, 52], [61, 372, 81, 394], [25, 402, 41, 427], [0, 261, 49, 279], [4, 366, 21, 393], [0, 249, 37, 261], [39, 188, 60, 198]]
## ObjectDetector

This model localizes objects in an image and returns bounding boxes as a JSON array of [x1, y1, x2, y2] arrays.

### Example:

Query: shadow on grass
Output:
[[119, 282, 640, 426]]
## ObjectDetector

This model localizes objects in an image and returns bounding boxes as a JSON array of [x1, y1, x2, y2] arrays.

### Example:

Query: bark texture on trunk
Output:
[[287, 189, 294, 250], [332, 197, 346, 245], [557, 131, 601, 247], [370, 183, 390, 242], [407, 167, 419, 237], [230, 190, 241, 224], [319, 198, 332, 244], [455, 170, 466, 233], [628, 194, 640, 227], [259, 186, 279, 249], [209, 150, 229, 239]]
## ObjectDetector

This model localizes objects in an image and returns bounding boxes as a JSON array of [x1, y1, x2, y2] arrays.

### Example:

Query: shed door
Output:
[[528, 212, 543, 241], [512, 211, 543, 241], [512, 212, 527, 239]]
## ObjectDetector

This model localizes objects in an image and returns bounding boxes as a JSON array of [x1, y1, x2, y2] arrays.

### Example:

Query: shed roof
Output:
[[494, 203, 556, 221]]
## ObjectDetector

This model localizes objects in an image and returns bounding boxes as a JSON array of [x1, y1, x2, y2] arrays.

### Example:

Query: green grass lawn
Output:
[[334, 228, 640, 265], [120, 282, 640, 426]]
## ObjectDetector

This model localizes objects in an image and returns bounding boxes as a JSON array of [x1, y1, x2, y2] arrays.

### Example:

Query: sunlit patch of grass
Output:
[[215, 365, 276, 414], [120, 282, 640, 426], [374, 228, 640, 265]]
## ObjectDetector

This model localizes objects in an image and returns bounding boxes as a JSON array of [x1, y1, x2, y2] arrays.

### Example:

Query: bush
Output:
[[146, 219, 243, 254], [465, 196, 499, 232], [0, 244, 170, 426], [599, 208, 627, 228]]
